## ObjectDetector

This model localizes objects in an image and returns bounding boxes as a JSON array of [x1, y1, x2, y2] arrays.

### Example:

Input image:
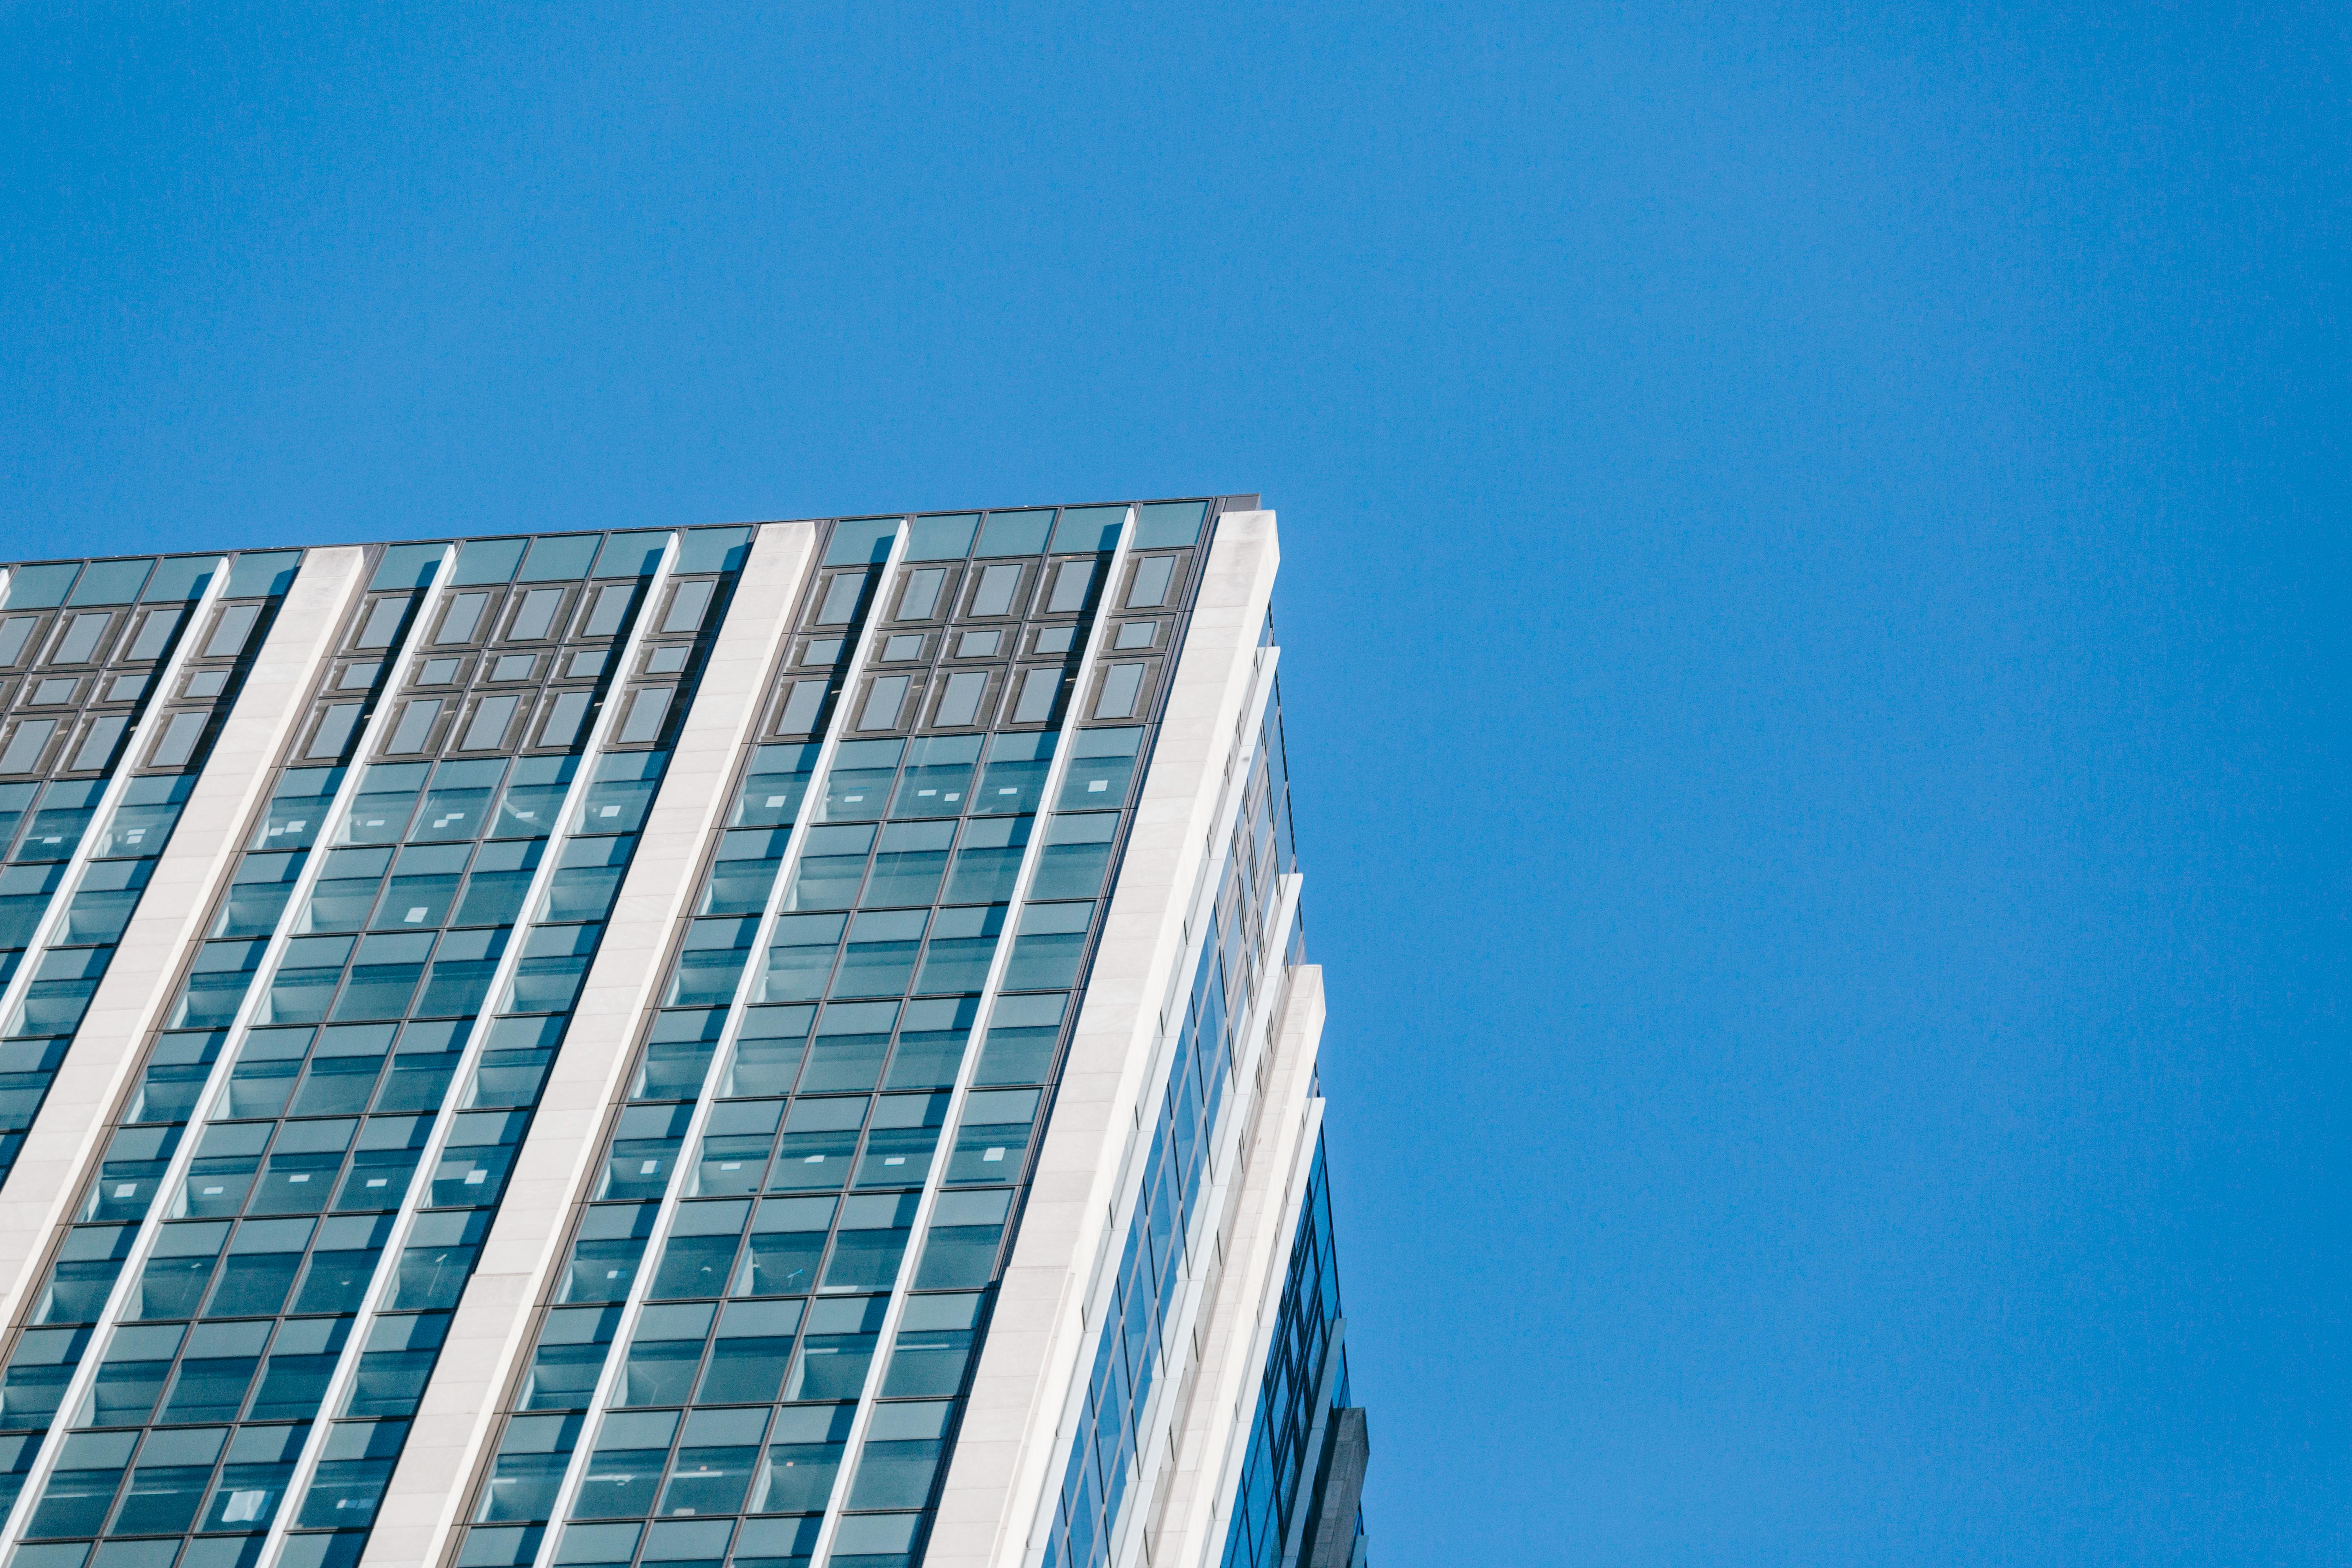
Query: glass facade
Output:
[[453, 500, 1213, 1568], [0, 551, 301, 1191], [1215, 1145, 1357, 1568], [0, 527, 749, 1568], [0, 497, 1363, 1568]]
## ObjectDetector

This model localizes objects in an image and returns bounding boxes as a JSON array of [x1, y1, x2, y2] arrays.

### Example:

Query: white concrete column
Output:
[[362, 521, 820, 1568], [925, 511, 1282, 1568], [0, 546, 368, 1327], [1149, 968, 1327, 1568]]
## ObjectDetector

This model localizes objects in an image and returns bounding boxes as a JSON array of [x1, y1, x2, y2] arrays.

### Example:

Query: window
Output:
[[856, 677, 909, 733], [929, 672, 989, 728], [47, 613, 112, 665], [148, 713, 211, 769], [663, 581, 716, 635], [354, 598, 408, 650], [1046, 560, 1095, 614], [1010, 668, 1060, 724], [965, 565, 1022, 619], [1093, 663, 1146, 720], [895, 570, 947, 622], [127, 606, 188, 660], [1125, 556, 1176, 609], [816, 575, 866, 627], [506, 588, 567, 642]]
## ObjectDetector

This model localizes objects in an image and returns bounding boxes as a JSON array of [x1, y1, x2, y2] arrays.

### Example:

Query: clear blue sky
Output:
[[6, 4, 2348, 1563]]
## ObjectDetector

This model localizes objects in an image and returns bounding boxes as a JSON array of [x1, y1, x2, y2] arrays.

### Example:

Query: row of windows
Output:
[[0, 535, 744, 1568], [0, 577, 296, 1197], [457, 516, 1201, 1568], [0, 592, 274, 782]]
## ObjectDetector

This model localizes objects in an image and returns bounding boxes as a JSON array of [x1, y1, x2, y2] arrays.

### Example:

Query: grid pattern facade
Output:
[[452, 501, 1216, 1568], [0, 527, 750, 1568], [0, 497, 1362, 1568], [0, 553, 302, 1192]]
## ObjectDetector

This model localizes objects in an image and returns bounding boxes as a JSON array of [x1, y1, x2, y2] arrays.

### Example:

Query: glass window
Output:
[[824, 520, 898, 569], [1092, 663, 1145, 720], [663, 581, 716, 635], [737, 1199, 833, 1297], [1031, 815, 1117, 900], [1057, 728, 1142, 808], [963, 565, 1022, 619], [845, 1401, 951, 1509], [971, 733, 1051, 815], [974, 511, 1052, 558], [861, 822, 951, 908], [881, 1296, 982, 1398], [1133, 500, 1206, 548], [893, 571, 945, 623], [929, 670, 989, 729], [972, 993, 1065, 1086], [747, 1406, 851, 1514], [619, 1308, 710, 1408], [0, 564, 79, 610], [814, 575, 866, 627], [576, 1411, 675, 1516], [519, 535, 600, 582], [677, 528, 751, 575], [593, 532, 670, 581], [855, 677, 909, 733], [903, 515, 976, 563], [694, 1304, 801, 1407], [783, 1296, 886, 1401], [1045, 559, 1096, 613], [820, 742, 900, 823], [911, 906, 1002, 995], [1009, 668, 1060, 724], [1125, 555, 1177, 608]]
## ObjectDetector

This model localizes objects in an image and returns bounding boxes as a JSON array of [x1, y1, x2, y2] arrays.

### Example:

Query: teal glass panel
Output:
[[1048, 507, 1125, 554], [904, 515, 976, 562], [824, 519, 898, 568], [519, 535, 601, 582], [67, 560, 153, 605], [223, 552, 300, 598], [2, 565, 80, 610], [142, 556, 220, 601], [974, 510, 1051, 557], [1133, 500, 1208, 547]]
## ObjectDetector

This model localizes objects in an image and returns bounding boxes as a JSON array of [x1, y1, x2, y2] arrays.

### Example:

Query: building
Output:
[[0, 501, 1369, 1568]]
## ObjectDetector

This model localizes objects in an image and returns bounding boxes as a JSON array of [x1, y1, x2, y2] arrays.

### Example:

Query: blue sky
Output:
[[5, 3, 2349, 1563]]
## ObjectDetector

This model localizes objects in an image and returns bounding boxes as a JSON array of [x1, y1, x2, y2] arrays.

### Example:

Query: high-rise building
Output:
[[0, 502, 1369, 1568]]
